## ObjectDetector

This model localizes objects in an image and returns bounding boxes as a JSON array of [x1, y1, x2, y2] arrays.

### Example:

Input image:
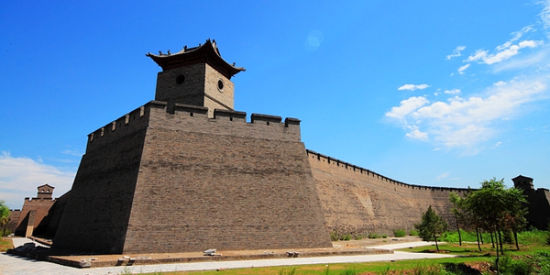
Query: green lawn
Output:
[[134, 230, 550, 275], [140, 257, 493, 275]]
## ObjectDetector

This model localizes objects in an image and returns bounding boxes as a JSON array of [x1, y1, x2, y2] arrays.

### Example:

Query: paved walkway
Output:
[[0, 239, 453, 275]]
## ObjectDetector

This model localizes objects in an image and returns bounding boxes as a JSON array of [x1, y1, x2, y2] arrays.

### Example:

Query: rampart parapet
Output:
[[306, 149, 469, 193], [86, 100, 302, 153]]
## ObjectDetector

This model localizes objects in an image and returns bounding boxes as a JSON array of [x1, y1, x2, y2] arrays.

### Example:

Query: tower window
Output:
[[217, 79, 224, 91], [176, 75, 185, 84]]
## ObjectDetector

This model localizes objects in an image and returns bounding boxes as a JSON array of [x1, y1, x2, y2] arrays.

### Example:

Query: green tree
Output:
[[415, 205, 447, 252], [464, 178, 528, 272], [467, 178, 507, 257], [502, 187, 528, 250], [449, 192, 466, 246], [0, 200, 10, 236]]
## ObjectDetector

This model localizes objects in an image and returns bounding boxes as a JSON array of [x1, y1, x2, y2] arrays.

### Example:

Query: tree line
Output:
[[415, 178, 528, 271]]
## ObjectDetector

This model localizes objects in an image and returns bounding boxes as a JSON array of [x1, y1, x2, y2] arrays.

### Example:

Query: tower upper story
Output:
[[147, 39, 245, 117], [36, 184, 54, 199], [513, 175, 534, 192]]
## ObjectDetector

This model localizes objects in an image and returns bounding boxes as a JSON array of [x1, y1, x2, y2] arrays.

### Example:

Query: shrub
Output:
[[368, 233, 379, 239], [393, 229, 406, 237], [330, 231, 339, 241], [329, 231, 354, 241], [534, 251, 550, 274], [382, 234, 387, 238], [408, 229, 418, 236], [497, 255, 534, 275]]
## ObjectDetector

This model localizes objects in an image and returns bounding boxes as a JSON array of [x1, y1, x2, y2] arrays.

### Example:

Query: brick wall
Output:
[[53, 100, 330, 253], [307, 150, 468, 234], [53, 117, 148, 253], [13, 198, 55, 236], [7, 210, 20, 233], [155, 63, 206, 107], [154, 63, 235, 117]]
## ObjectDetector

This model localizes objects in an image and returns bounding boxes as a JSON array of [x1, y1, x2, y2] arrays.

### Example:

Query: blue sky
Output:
[[1, 1, 549, 209]]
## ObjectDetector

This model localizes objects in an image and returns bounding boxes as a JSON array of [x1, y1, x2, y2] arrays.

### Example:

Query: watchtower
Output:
[[512, 175, 534, 192], [147, 39, 245, 117], [36, 184, 55, 199]]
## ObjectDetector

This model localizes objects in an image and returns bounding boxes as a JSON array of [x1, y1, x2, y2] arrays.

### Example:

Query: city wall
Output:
[[54, 100, 330, 253], [307, 150, 469, 234]]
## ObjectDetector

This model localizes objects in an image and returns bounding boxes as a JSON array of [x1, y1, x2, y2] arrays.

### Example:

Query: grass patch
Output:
[[0, 237, 13, 252], [150, 257, 493, 275], [440, 229, 549, 246], [517, 229, 549, 245], [393, 229, 406, 237], [138, 230, 549, 275]]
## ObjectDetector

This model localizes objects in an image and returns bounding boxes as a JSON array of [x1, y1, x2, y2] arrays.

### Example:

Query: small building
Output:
[[8, 184, 56, 237], [513, 175, 550, 230]]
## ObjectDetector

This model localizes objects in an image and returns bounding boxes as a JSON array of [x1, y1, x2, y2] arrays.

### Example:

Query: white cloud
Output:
[[0, 152, 75, 209], [458, 64, 470, 75], [492, 46, 549, 72], [444, 89, 461, 95], [467, 50, 488, 62], [386, 96, 429, 120], [540, 0, 550, 30], [447, 46, 466, 60], [484, 40, 542, 64], [465, 23, 541, 66], [467, 36, 543, 65], [397, 84, 430, 91], [386, 76, 549, 150], [496, 25, 534, 51], [405, 126, 428, 141]]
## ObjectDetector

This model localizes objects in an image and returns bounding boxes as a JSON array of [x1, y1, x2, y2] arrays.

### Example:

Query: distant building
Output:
[[7, 184, 56, 237], [513, 175, 550, 230]]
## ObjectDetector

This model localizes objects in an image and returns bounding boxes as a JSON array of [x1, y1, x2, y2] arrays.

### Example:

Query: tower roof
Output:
[[146, 39, 245, 79], [37, 184, 55, 190], [512, 175, 533, 182]]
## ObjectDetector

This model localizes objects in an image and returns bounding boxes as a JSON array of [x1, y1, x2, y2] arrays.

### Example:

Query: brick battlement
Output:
[[86, 100, 302, 153], [306, 149, 469, 193]]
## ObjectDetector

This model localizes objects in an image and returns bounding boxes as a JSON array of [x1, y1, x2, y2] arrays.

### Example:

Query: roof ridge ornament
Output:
[[146, 39, 245, 79]]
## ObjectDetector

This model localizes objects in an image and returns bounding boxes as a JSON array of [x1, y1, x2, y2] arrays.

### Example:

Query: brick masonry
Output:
[[52, 101, 332, 253], [307, 150, 469, 234], [8, 185, 56, 237], [155, 63, 234, 117]]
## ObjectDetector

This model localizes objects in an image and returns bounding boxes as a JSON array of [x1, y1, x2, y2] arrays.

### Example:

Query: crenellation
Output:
[[284, 117, 300, 127], [214, 108, 246, 122], [306, 149, 470, 193], [251, 113, 282, 124]]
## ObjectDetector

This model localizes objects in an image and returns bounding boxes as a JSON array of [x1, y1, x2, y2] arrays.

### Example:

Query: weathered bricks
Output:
[[52, 101, 331, 253]]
